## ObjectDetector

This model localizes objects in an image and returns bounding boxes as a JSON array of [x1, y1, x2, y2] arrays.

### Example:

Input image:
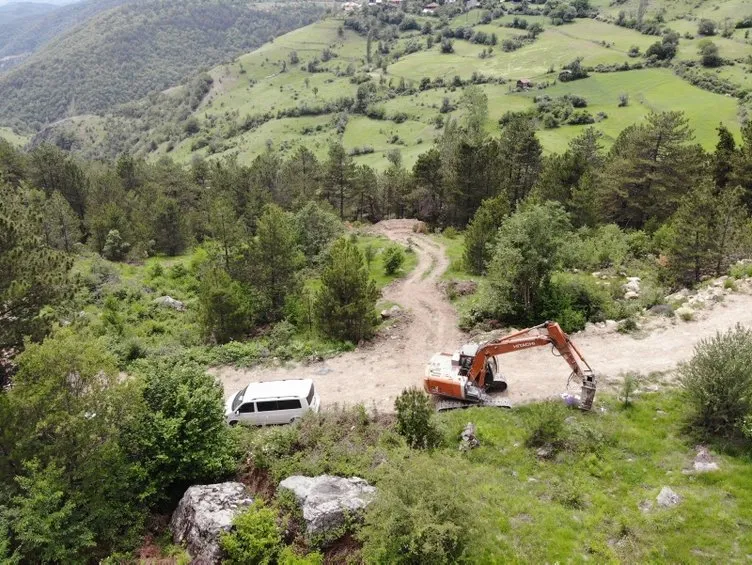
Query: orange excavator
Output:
[[423, 321, 597, 411]]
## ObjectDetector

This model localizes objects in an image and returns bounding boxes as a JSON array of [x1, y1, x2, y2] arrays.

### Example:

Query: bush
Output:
[[220, 502, 283, 565], [621, 373, 639, 407], [359, 456, 473, 564], [524, 401, 568, 453], [540, 274, 611, 332], [383, 245, 405, 275], [679, 325, 752, 440], [394, 388, 441, 448]]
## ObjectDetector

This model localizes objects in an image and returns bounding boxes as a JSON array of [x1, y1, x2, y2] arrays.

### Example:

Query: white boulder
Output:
[[171, 482, 254, 563], [279, 475, 376, 537]]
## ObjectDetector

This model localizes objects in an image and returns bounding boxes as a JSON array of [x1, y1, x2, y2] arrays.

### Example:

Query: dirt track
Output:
[[213, 219, 752, 410]]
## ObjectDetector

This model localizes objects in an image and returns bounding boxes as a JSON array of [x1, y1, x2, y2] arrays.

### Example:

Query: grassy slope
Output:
[[157, 3, 750, 170], [0, 126, 30, 147], [245, 390, 752, 562]]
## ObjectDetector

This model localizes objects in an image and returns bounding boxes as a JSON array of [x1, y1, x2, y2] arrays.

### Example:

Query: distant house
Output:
[[422, 2, 439, 14], [516, 78, 533, 89], [342, 1, 360, 11], [465, 0, 479, 9]]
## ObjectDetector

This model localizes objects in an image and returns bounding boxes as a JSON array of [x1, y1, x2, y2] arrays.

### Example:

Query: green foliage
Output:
[[679, 325, 752, 441], [394, 387, 440, 449], [102, 229, 130, 261], [294, 201, 343, 263], [0, 184, 73, 353], [8, 460, 95, 562], [463, 195, 509, 275], [359, 456, 472, 565], [278, 547, 324, 565], [382, 245, 405, 275], [314, 237, 379, 343], [128, 358, 235, 500], [483, 201, 572, 322], [220, 501, 283, 565], [621, 373, 639, 407], [198, 268, 256, 344], [524, 401, 568, 452], [0, 0, 326, 125]]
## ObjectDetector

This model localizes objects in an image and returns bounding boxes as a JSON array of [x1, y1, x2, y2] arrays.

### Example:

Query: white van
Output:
[[225, 379, 320, 426]]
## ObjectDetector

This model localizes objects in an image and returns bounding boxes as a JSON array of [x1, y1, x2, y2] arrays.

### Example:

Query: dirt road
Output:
[[213, 219, 752, 410], [213, 219, 465, 410]]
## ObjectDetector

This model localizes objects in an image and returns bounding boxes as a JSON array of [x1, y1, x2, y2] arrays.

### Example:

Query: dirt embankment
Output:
[[212, 219, 752, 410]]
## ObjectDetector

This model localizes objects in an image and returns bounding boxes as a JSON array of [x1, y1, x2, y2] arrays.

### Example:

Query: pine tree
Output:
[[463, 196, 509, 275], [315, 238, 379, 342], [0, 184, 73, 358], [713, 123, 736, 191], [324, 143, 356, 219]]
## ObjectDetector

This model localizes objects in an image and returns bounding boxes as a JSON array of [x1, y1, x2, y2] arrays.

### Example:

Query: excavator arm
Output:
[[467, 321, 597, 409]]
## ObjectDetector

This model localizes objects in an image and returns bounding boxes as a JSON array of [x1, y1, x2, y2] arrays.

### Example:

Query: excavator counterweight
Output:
[[424, 321, 596, 411]]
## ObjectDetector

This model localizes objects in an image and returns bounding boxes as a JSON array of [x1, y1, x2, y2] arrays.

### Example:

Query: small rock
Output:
[[154, 295, 186, 311], [656, 486, 681, 508], [666, 288, 689, 302], [380, 305, 402, 319], [536, 446, 554, 459], [649, 304, 674, 317], [656, 409, 667, 416], [453, 280, 478, 296], [692, 446, 720, 473], [459, 422, 480, 451], [591, 271, 602, 277], [639, 500, 653, 513], [604, 319, 618, 330], [624, 291, 640, 300]]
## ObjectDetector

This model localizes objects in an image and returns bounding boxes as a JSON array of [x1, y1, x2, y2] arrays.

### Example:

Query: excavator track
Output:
[[434, 397, 513, 412]]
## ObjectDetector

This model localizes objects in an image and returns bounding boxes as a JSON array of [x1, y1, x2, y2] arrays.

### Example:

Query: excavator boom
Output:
[[424, 321, 597, 410]]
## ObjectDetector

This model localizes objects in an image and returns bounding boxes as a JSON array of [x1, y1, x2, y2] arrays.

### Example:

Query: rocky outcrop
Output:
[[154, 295, 186, 311], [278, 475, 376, 537], [171, 482, 254, 563]]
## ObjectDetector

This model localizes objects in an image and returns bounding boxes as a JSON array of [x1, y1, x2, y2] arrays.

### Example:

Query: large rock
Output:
[[692, 446, 720, 473], [279, 475, 376, 537], [459, 422, 480, 451], [171, 482, 254, 563], [155, 295, 186, 311]]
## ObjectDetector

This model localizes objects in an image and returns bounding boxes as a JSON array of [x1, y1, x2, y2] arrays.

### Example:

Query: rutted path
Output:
[[213, 219, 752, 410], [212, 219, 465, 411]]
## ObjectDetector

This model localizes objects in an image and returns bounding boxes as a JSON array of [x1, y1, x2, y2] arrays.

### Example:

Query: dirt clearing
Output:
[[212, 219, 752, 411]]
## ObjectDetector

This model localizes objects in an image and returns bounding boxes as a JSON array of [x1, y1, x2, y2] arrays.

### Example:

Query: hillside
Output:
[[0, 0, 328, 128], [36, 0, 752, 167], [0, 0, 126, 60]]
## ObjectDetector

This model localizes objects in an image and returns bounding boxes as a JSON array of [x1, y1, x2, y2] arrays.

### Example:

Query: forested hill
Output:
[[0, 0, 126, 59], [0, 0, 328, 128]]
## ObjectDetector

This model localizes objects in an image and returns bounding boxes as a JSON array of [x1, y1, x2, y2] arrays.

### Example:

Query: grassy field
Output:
[[0, 126, 29, 147], [518, 68, 743, 152], [240, 390, 752, 562], [43, 0, 750, 169]]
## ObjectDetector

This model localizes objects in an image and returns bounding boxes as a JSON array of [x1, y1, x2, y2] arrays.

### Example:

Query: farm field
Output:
[[34, 0, 752, 169]]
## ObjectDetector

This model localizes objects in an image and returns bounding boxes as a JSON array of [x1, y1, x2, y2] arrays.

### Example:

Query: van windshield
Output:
[[232, 386, 248, 412], [306, 383, 315, 406]]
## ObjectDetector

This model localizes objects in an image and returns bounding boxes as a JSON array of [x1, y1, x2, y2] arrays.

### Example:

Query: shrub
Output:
[[278, 547, 324, 565], [442, 226, 459, 239], [394, 388, 440, 448], [679, 325, 752, 439], [621, 373, 639, 407], [220, 502, 283, 565], [383, 245, 405, 276], [524, 401, 567, 452], [359, 456, 473, 564]]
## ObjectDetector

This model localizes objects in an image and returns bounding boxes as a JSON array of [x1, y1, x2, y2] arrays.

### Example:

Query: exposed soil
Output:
[[213, 219, 752, 410]]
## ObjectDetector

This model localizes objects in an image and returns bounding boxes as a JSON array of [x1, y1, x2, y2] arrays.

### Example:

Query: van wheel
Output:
[[290, 417, 299, 424], [228, 421, 238, 427]]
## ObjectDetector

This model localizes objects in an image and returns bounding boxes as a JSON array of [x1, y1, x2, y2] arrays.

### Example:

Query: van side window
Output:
[[306, 385, 315, 406], [237, 403, 255, 413], [256, 401, 278, 412], [277, 399, 302, 410]]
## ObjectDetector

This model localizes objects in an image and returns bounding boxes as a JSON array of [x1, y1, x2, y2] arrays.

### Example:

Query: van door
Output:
[[236, 402, 256, 425], [255, 400, 278, 426], [276, 398, 303, 424]]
